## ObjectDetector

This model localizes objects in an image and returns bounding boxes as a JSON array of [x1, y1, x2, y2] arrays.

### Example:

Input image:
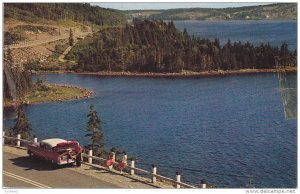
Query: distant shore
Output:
[[31, 67, 297, 78]]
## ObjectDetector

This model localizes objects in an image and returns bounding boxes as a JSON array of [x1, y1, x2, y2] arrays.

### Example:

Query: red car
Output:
[[27, 138, 83, 167]]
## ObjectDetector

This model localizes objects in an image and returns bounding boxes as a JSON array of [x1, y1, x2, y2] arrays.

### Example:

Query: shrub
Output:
[[4, 31, 26, 45]]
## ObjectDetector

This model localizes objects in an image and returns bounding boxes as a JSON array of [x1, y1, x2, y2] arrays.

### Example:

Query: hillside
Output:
[[124, 3, 297, 20], [4, 3, 126, 26], [4, 3, 126, 45], [3, 3, 126, 106], [3, 3, 126, 66]]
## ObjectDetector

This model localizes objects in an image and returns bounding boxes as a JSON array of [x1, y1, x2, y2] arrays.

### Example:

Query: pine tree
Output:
[[69, 28, 74, 46], [13, 106, 32, 140], [280, 42, 289, 58], [85, 105, 105, 152]]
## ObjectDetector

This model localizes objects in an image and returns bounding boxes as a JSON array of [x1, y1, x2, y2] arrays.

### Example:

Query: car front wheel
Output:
[[27, 150, 33, 157]]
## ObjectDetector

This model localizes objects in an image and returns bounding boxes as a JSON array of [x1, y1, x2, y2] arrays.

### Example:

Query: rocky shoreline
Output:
[[31, 67, 297, 78], [49, 84, 93, 101]]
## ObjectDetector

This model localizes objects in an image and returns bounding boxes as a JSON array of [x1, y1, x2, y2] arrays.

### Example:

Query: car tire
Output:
[[27, 150, 33, 157], [76, 153, 82, 167], [49, 160, 58, 169]]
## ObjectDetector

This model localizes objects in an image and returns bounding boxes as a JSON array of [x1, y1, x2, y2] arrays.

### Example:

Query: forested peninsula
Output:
[[66, 19, 296, 73]]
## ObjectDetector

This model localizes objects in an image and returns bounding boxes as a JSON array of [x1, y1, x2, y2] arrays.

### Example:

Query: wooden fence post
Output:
[[152, 164, 157, 183], [176, 171, 181, 188], [16, 134, 21, 147], [130, 159, 135, 175], [88, 150, 93, 164], [200, 179, 207, 188]]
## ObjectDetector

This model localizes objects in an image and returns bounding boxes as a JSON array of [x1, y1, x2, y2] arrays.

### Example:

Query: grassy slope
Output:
[[25, 84, 92, 104]]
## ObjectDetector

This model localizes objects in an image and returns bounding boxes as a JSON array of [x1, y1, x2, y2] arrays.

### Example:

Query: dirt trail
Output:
[[4, 22, 92, 66], [5, 26, 91, 50], [58, 37, 81, 62]]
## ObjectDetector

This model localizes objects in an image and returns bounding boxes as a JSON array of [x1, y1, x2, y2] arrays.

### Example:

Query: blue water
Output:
[[174, 20, 297, 51], [4, 73, 297, 188]]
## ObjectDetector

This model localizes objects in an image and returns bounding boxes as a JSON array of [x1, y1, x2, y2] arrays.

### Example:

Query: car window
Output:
[[40, 143, 45, 149]]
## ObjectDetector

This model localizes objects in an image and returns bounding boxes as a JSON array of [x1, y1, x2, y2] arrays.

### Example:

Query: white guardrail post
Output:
[[33, 136, 38, 143], [16, 134, 21, 147], [176, 171, 181, 188], [88, 150, 93, 164], [123, 153, 128, 166], [152, 164, 157, 183], [130, 159, 135, 175], [200, 179, 207, 188], [3, 131, 5, 145]]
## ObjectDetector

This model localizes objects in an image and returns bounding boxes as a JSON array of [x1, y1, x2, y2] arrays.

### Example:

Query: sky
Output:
[[91, 2, 274, 11]]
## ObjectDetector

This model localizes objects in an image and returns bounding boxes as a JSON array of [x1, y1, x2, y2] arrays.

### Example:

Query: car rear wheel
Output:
[[76, 153, 82, 167], [49, 159, 58, 169]]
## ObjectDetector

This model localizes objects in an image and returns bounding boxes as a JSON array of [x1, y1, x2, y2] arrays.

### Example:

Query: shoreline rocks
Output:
[[32, 67, 297, 78]]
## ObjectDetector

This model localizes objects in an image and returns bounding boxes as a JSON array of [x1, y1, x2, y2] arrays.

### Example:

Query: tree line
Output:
[[67, 19, 296, 73]]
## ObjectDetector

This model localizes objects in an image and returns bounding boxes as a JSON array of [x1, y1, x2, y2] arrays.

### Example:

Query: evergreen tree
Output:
[[280, 42, 289, 58], [13, 106, 32, 140], [69, 28, 74, 46], [85, 105, 104, 152], [183, 28, 189, 38]]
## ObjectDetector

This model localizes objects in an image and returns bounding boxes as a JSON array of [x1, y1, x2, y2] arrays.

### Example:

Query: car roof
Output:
[[41, 138, 67, 147]]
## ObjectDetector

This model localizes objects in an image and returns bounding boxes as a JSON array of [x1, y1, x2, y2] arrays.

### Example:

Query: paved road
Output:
[[3, 152, 120, 188]]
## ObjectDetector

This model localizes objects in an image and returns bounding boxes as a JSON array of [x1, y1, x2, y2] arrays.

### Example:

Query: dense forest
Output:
[[4, 3, 126, 26], [66, 19, 296, 73]]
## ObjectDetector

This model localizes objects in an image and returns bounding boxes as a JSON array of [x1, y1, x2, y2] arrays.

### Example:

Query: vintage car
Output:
[[27, 138, 83, 167]]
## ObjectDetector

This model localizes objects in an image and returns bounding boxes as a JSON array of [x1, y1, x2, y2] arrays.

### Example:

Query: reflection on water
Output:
[[278, 72, 297, 119], [3, 106, 17, 120]]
